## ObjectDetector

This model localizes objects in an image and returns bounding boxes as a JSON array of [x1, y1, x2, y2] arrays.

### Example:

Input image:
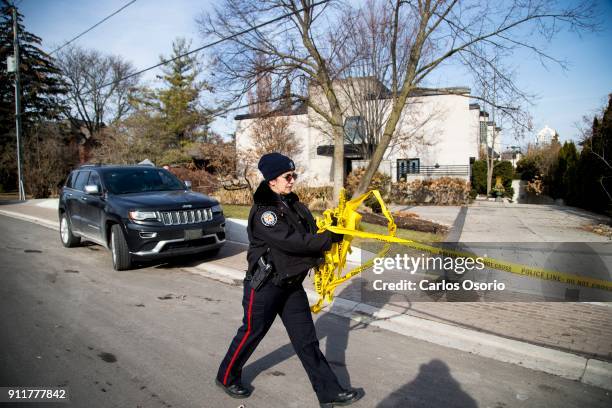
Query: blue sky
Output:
[[18, 0, 612, 148]]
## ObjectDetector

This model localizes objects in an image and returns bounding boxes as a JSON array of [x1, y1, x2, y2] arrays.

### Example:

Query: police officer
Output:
[[215, 153, 362, 407]]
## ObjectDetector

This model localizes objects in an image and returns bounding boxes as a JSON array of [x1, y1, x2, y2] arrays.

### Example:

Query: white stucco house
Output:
[[235, 77, 502, 186]]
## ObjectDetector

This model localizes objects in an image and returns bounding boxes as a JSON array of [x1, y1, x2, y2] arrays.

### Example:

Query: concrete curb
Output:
[[190, 262, 245, 287], [1, 208, 611, 391], [225, 218, 249, 243], [583, 359, 612, 390], [0, 209, 59, 231]]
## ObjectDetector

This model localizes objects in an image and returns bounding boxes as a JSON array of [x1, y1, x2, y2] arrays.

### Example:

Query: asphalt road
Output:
[[0, 215, 610, 408]]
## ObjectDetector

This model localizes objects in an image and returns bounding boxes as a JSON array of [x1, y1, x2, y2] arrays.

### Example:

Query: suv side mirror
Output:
[[84, 184, 100, 195], [184, 180, 192, 190]]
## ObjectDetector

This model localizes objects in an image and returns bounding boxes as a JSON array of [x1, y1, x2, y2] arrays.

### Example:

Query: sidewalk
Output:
[[208, 245, 612, 361], [1, 199, 611, 391]]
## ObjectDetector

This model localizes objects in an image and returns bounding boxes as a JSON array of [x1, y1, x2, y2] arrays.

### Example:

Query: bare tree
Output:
[[57, 46, 140, 139], [334, 0, 430, 160], [348, 0, 595, 196], [479, 55, 502, 195], [247, 72, 302, 157], [467, 46, 532, 195], [199, 0, 596, 198], [199, 0, 356, 200], [237, 71, 302, 189], [22, 122, 79, 198], [302, 2, 441, 171], [249, 116, 301, 157]]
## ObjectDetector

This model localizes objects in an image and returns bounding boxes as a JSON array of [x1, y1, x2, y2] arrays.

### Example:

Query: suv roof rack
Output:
[[77, 163, 161, 169]]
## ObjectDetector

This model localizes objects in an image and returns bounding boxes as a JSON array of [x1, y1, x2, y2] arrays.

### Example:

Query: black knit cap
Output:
[[258, 152, 295, 181]]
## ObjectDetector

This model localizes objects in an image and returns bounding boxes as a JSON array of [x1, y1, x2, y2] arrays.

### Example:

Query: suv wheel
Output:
[[110, 224, 132, 271], [60, 213, 81, 247]]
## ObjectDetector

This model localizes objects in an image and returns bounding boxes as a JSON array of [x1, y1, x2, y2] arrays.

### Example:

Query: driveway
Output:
[[392, 201, 611, 242], [391, 201, 612, 302]]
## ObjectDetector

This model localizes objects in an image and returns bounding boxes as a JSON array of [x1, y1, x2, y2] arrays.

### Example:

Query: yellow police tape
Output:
[[310, 189, 612, 313]]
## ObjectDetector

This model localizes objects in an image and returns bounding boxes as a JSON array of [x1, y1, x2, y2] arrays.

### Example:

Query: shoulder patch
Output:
[[260, 211, 278, 227]]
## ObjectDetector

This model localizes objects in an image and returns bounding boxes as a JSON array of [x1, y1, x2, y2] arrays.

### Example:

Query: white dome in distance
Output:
[[536, 125, 557, 144]]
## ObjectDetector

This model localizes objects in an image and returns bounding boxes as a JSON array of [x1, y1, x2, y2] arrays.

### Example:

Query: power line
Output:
[[94, 0, 330, 93], [49, 0, 137, 55]]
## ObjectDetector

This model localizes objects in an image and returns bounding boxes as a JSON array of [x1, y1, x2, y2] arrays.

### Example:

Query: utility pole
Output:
[[12, 6, 25, 200]]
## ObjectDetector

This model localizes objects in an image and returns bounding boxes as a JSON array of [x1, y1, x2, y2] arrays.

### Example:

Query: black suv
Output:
[[58, 164, 226, 270]]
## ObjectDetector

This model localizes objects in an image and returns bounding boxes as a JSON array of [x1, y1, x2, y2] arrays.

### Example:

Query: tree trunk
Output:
[[333, 127, 344, 203], [486, 159, 493, 195], [319, 81, 347, 204], [353, 7, 430, 197], [353, 86, 410, 197]]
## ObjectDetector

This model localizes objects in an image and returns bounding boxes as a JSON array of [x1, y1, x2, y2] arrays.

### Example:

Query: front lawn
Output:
[[222, 204, 252, 219]]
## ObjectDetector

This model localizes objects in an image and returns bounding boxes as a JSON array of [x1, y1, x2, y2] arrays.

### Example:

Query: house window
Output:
[[479, 121, 488, 144], [397, 158, 420, 180], [344, 116, 365, 144]]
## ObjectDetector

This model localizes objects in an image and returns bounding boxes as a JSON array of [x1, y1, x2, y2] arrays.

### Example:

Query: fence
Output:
[[352, 160, 470, 182]]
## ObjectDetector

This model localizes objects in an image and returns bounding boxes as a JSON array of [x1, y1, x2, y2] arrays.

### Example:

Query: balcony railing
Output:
[[398, 165, 470, 178]]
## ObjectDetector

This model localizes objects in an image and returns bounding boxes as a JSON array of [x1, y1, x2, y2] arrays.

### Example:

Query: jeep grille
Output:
[[157, 208, 213, 225]]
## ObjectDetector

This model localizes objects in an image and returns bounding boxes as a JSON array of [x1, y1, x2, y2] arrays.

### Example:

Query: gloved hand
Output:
[[331, 232, 344, 243]]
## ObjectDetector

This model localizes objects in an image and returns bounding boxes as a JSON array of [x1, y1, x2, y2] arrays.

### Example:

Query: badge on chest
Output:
[[261, 211, 278, 227]]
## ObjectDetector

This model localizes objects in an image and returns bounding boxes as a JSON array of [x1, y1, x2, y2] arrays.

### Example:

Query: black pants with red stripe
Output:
[[216, 279, 344, 402]]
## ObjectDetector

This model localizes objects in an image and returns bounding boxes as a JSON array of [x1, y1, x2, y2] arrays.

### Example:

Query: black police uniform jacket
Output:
[[246, 181, 333, 283]]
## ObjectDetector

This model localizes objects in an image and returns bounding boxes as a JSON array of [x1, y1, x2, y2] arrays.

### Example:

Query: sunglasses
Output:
[[281, 173, 298, 182]]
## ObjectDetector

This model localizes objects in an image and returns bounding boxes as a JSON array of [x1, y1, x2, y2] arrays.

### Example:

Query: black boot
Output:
[[319, 388, 363, 407], [215, 378, 251, 399]]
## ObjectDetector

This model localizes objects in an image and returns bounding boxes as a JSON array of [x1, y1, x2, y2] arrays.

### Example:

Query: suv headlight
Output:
[[129, 210, 159, 221], [211, 204, 223, 214]]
